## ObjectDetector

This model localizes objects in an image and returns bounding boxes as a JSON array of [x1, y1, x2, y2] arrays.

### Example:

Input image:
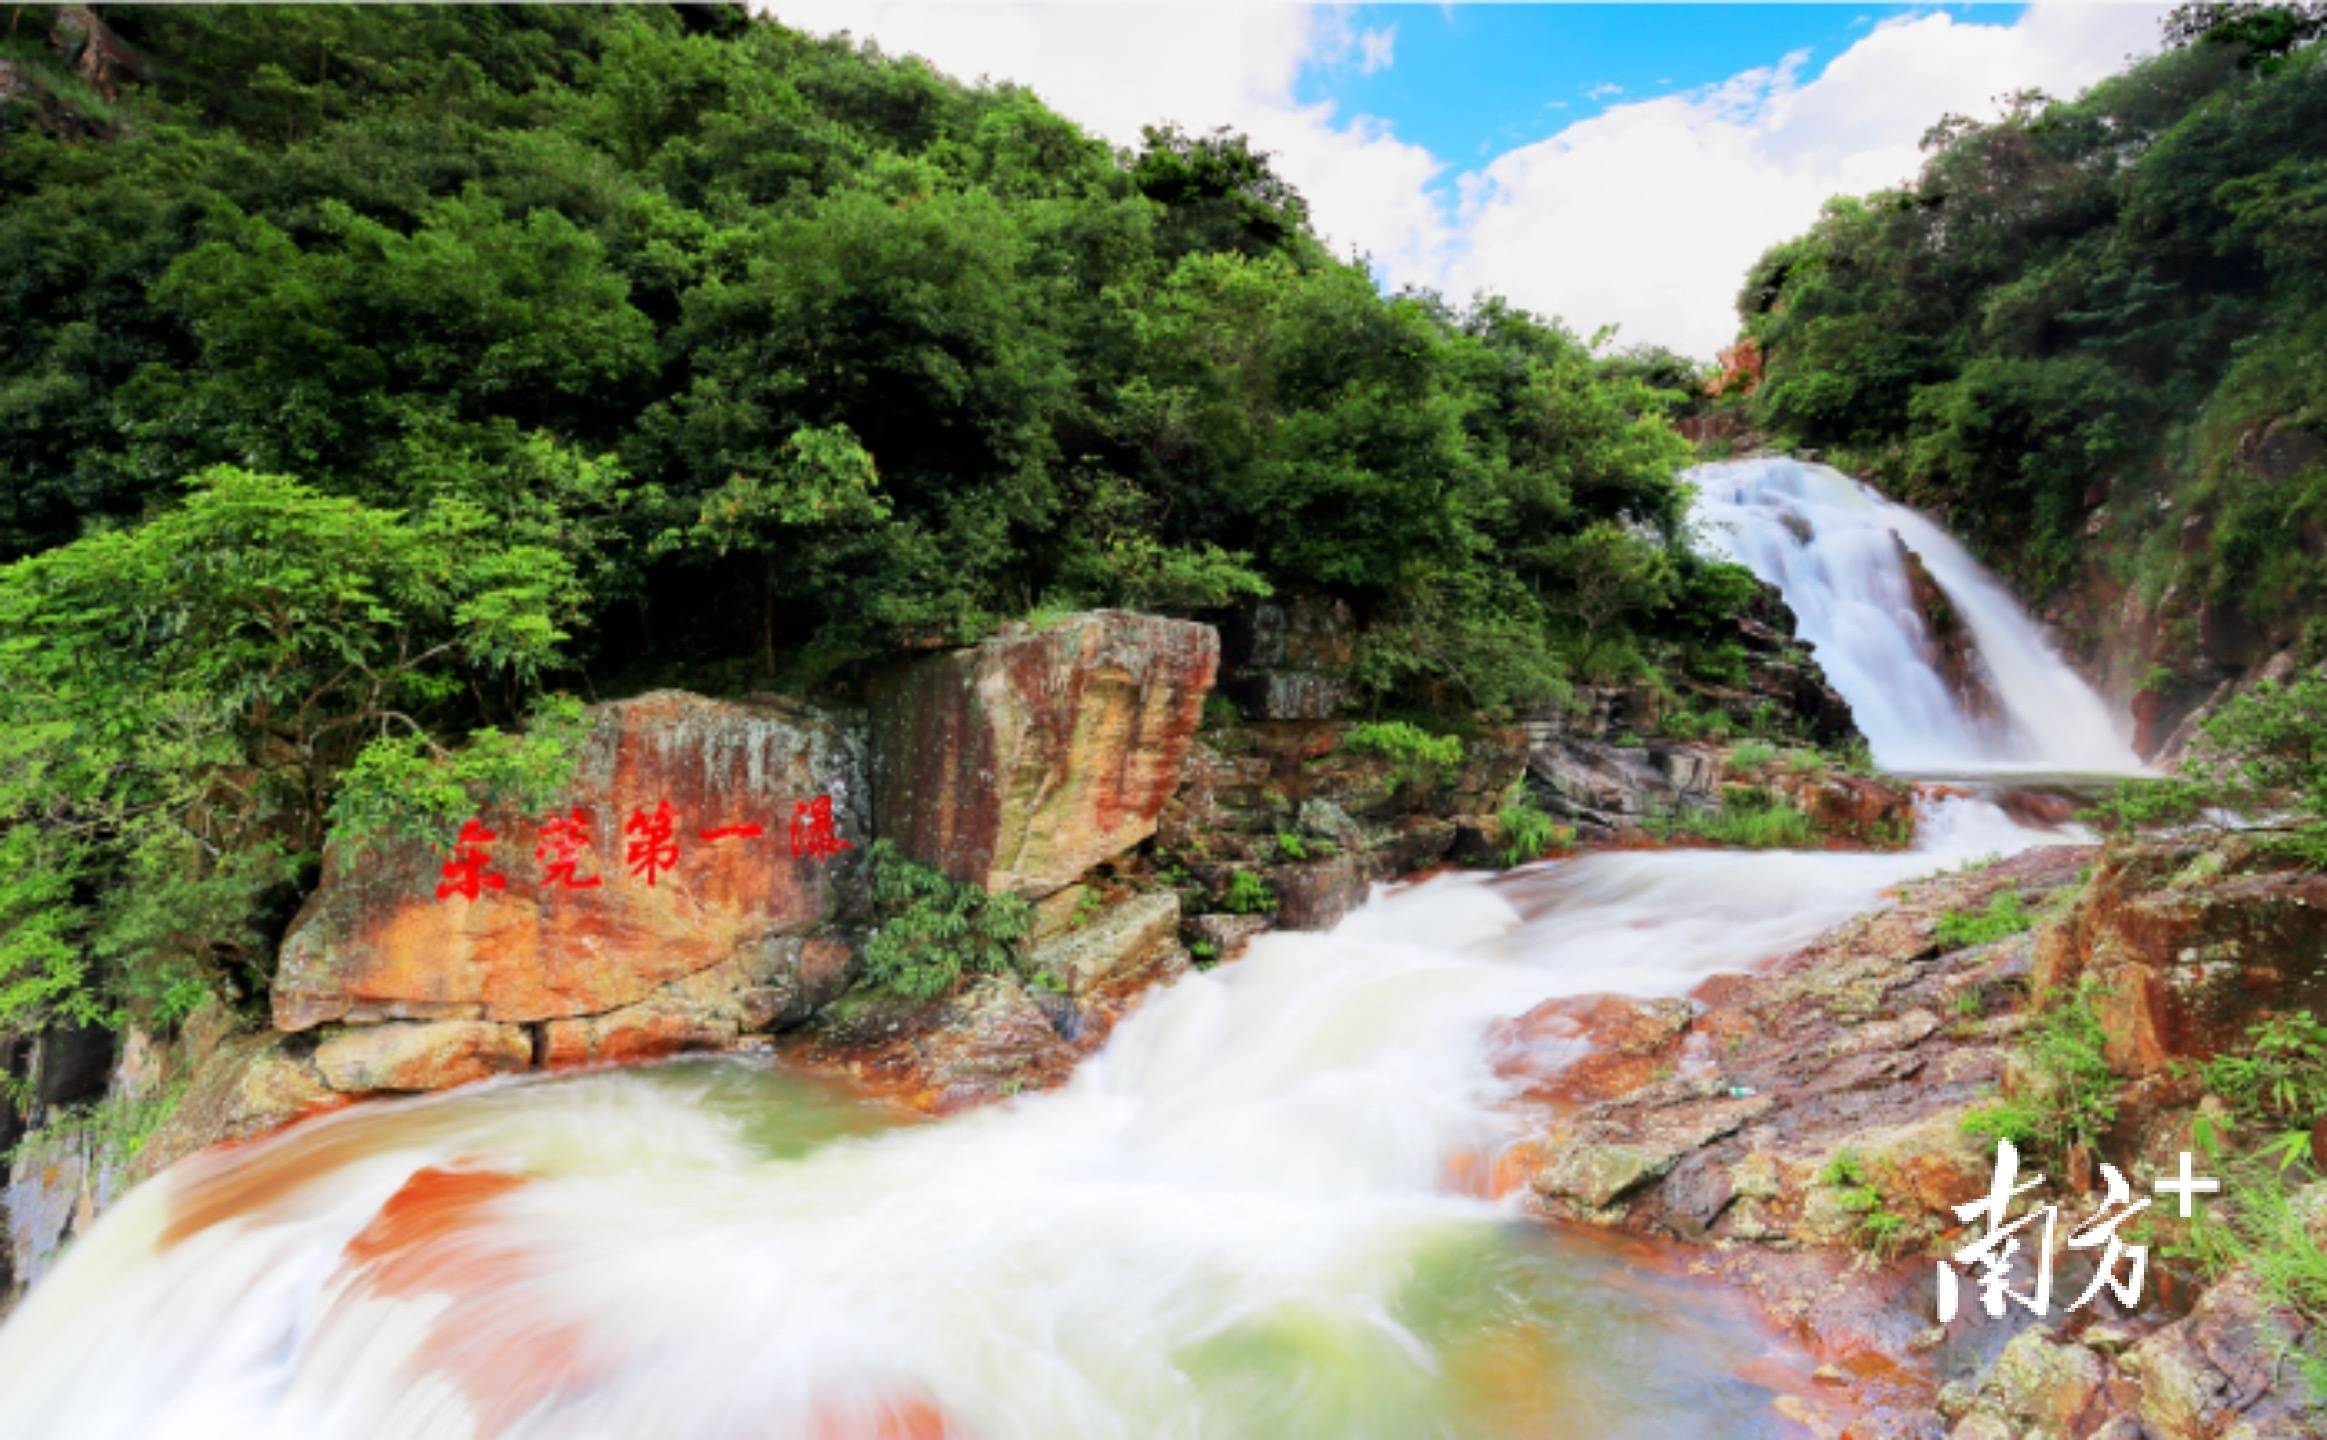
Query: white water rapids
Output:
[[1691, 456, 2143, 775], [0, 459, 2140, 1438]]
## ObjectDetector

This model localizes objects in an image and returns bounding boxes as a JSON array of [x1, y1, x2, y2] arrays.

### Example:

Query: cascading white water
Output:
[[1690, 456, 2143, 775], [0, 798, 2044, 1440], [0, 453, 2141, 1438]]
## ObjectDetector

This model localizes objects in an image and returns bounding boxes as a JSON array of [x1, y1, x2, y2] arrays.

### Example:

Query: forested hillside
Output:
[[0, 6, 1744, 1050], [1736, 4, 2327, 738]]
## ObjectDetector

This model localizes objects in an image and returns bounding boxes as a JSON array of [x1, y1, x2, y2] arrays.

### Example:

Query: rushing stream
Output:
[[0, 458, 2140, 1438]]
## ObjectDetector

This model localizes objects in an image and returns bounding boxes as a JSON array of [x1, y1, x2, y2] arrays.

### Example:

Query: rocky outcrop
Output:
[[1506, 846, 2094, 1417], [51, 6, 149, 99], [4, 617, 1246, 1304], [1218, 594, 1355, 720], [787, 974, 1085, 1113], [1516, 847, 2095, 1241], [1156, 718, 1526, 934], [1942, 1251, 2323, 1440], [870, 611, 1218, 898], [2032, 839, 2327, 1076], [1733, 583, 1861, 747], [1526, 726, 1721, 835], [1764, 764, 1918, 846], [1899, 538, 2003, 725], [274, 690, 868, 1034], [540, 933, 857, 1067], [312, 1021, 531, 1093], [1025, 890, 1185, 995], [2045, 418, 2327, 762], [1507, 835, 2327, 1432]]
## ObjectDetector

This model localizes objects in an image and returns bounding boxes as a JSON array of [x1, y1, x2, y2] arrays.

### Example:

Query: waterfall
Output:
[[1690, 456, 2143, 775], [0, 453, 2131, 1438]]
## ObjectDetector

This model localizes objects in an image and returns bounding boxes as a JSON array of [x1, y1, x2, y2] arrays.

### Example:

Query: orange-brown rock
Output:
[[273, 691, 867, 1031], [869, 611, 1218, 898], [1767, 768, 1918, 846], [1492, 994, 1694, 1105], [313, 1020, 531, 1093], [539, 934, 858, 1067], [2033, 840, 2327, 1075]]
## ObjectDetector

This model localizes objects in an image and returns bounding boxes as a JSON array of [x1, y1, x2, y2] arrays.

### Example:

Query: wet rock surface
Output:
[[869, 610, 1218, 898], [1218, 594, 1356, 721], [1511, 839, 2327, 1435], [1508, 846, 2091, 1426], [274, 690, 869, 1032], [1899, 538, 2004, 726], [2032, 838, 2327, 1077]]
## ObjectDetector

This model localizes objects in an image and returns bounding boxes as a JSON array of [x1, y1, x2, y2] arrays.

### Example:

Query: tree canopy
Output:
[[0, 5, 1737, 1042], [1737, 6, 2327, 635]]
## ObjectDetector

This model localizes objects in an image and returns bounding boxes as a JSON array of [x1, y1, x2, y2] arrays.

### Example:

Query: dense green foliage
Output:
[[0, 5, 1751, 1043], [2093, 676, 2327, 862], [1341, 721, 1464, 787], [1738, 9, 2327, 635], [861, 840, 1036, 1001], [1495, 792, 1571, 867], [1646, 785, 1817, 849], [0, 466, 578, 1039]]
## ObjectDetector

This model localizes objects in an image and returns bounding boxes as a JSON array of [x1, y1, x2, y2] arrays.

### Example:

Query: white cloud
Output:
[[761, 1, 1454, 277], [760, 2, 2168, 357], [1446, 4, 2165, 355], [1585, 81, 1625, 101]]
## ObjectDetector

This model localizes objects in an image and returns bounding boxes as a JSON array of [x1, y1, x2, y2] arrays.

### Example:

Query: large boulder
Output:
[[869, 611, 1218, 898], [539, 933, 858, 1067], [274, 691, 868, 1031], [2033, 840, 2327, 1076]]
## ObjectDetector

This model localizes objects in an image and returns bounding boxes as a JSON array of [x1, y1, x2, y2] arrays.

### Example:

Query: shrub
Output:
[[862, 840, 1035, 1001], [2201, 1010, 2327, 1126], [1220, 870, 1277, 915], [1661, 708, 1734, 741], [1687, 792, 1817, 848], [1959, 980, 2117, 1163], [1343, 721, 1464, 787], [1934, 891, 2036, 950], [2090, 678, 2327, 864], [1729, 740, 1777, 770], [1497, 794, 1571, 867], [2176, 1013, 2327, 1400]]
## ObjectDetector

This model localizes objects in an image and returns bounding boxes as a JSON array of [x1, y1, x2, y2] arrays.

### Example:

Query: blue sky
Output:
[[1299, 5, 2030, 164], [768, 3, 2158, 354]]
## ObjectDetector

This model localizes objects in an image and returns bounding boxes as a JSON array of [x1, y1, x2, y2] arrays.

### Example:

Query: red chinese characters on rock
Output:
[[435, 820, 508, 902], [790, 794, 852, 861], [698, 822, 766, 843], [430, 795, 848, 902], [623, 800, 681, 887], [535, 807, 602, 890]]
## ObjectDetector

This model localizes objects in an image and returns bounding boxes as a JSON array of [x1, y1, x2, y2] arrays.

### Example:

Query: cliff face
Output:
[[2039, 419, 2327, 763]]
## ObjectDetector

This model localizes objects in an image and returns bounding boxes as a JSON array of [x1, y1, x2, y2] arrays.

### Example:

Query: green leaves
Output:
[[861, 840, 1035, 1002], [0, 467, 580, 1038]]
